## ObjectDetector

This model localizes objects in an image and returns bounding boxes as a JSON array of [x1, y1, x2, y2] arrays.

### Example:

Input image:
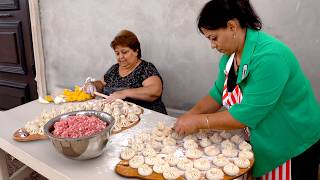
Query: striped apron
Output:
[[222, 53, 243, 109], [222, 54, 291, 180], [222, 53, 248, 140]]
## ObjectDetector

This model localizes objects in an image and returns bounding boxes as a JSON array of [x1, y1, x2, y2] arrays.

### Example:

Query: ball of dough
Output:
[[161, 146, 177, 154], [157, 122, 165, 131], [204, 145, 220, 156], [238, 150, 254, 160], [196, 132, 207, 140], [177, 158, 193, 171], [138, 164, 153, 176], [171, 132, 183, 140], [230, 135, 243, 144], [154, 128, 164, 137], [206, 168, 224, 180], [153, 162, 170, 174], [131, 105, 143, 115], [131, 143, 144, 152], [194, 158, 211, 171], [239, 141, 252, 151], [129, 155, 144, 169], [127, 113, 139, 122], [183, 135, 197, 141], [185, 148, 203, 159], [183, 139, 198, 149], [144, 156, 158, 166], [223, 163, 240, 176], [199, 138, 212, 147], [209, 133, 222, 144], [164, 154, 179, 166], [163, 167, 181, 180], [185, 168, 201, 180], [234, 158, 250, 168], [212, 155, 229, 167], [150, 140, 163, 150], [163, 137, 176, 146], [142, 147, 156, 157], [153, 134, 165, 142], [222, 148, 238, 158], [221, 140, 236, 149], [162, 127, 172, 137], [220, 131, 232, 139], [120, 147, 135, 160]]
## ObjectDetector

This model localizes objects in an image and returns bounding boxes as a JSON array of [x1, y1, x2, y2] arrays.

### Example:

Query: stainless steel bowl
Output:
[[44, 110, 115, 160]]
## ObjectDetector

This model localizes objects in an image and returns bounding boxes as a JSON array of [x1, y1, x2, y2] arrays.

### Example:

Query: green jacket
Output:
[[209, 28, 320, 177]]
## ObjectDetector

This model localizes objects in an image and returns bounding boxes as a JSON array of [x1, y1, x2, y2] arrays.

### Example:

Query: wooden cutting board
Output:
[[112, 118, 141, 134], [115, 160, 184, 180], [115, 159, 254, 180]]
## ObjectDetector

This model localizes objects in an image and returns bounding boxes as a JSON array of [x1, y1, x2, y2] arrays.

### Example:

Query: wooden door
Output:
[[0, 0, 37, 110]]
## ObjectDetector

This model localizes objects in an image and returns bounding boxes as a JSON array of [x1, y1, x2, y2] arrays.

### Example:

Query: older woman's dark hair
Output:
[[110, 30, 142, 58], [197, 0, 262, 33]]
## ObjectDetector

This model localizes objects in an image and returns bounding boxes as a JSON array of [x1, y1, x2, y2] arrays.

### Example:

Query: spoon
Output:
[[17, 129, 30, 137]]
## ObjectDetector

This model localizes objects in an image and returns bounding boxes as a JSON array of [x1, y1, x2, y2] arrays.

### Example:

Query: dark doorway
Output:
[[0, 0, 38, 110]]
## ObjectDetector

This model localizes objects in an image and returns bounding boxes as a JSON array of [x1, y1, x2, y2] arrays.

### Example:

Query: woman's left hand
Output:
[[174, 114, 203, 136], [104, 90, 128, 103]]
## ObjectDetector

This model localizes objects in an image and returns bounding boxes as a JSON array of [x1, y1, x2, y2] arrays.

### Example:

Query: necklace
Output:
[[235, 59, 240, 68], [234, 54, 240, 68], [234, 54, 240, 74], [120, 59, 140, 77]]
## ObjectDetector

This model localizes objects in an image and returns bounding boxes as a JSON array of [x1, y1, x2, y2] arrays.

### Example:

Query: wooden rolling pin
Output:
[[93, 91, 109, 99]]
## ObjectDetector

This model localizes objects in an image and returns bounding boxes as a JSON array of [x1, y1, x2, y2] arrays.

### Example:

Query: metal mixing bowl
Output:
[[44, 110, 115, 160]]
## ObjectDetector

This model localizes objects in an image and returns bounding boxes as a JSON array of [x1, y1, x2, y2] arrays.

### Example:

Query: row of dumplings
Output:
[[24, 99, 143, 135], [119, 122, 254, 179]]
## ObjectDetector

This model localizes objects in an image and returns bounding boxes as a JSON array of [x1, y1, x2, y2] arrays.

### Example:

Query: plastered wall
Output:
[[39, 0, 320, 110]]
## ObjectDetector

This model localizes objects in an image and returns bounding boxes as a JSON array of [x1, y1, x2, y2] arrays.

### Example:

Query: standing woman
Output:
[[174, 0, 320, 179]]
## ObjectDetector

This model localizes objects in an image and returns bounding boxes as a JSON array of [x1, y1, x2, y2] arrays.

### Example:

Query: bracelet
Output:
[[205, 116, 210, 129]]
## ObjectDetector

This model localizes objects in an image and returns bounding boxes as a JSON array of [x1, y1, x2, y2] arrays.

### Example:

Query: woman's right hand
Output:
[[174, 113, 204, 136], [83, 83, 96, 96]]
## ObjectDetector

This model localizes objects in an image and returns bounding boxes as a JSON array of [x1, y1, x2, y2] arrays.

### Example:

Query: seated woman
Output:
[[84, 30, 167, 114]]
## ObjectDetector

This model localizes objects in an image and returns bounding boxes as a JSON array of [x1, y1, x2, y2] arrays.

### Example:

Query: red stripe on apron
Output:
[[286, 160, 290, 180], [272, 170, 276, 180], [235, 86, 239, 94], [260, 160, 291, 180], [279, 164, 283, 180], [227, 99, 232, 106], [230, 93, 237, 104], [223, 91, 228, 100]]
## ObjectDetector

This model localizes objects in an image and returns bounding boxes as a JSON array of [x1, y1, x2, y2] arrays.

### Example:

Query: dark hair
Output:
[[197, 0, 262, 33], [110, 29, 142, 58]]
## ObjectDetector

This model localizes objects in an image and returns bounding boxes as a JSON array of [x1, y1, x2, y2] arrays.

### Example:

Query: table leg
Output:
[[0, 149, 9, 180]]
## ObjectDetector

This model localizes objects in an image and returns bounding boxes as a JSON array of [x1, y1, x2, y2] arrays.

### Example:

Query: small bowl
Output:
[[44, 110, 115, 160]]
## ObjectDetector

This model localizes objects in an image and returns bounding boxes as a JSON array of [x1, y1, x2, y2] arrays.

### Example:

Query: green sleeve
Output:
[[229, 52, 290, 129], [209, 56, 228, 105]]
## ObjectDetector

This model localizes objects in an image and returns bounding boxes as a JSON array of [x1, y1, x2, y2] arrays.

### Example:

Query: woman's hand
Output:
[[174, 114, 204, 136], [83, 83, 96, 96], [104, 90, 128, 103]]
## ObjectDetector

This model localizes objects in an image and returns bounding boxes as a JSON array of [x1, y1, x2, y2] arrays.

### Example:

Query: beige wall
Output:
[[38, 0, 320, 110]]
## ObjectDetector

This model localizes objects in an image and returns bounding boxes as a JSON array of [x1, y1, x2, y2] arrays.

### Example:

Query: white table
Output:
[[0, 101, 176, 180]]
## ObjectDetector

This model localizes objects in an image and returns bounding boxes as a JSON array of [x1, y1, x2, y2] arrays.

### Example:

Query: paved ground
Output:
[[5, 153, 47, 180]]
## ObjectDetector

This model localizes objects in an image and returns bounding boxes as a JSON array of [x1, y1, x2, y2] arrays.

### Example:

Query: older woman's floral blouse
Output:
[[103, 60, 167, 114]]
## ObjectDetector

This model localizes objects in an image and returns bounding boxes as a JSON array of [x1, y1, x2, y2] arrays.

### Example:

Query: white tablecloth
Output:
[[0, 100, 176, 180]]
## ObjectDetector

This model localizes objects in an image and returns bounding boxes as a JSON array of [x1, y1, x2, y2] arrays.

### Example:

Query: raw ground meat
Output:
[[52, 115, 107, 138]]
